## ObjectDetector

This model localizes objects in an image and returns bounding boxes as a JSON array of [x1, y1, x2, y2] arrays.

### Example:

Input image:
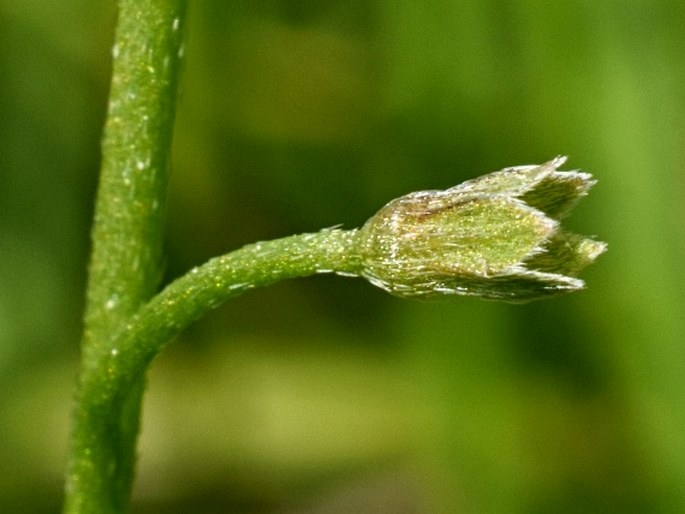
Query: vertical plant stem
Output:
[[64, 1, 185, 512], [84, 0, 185, 354]]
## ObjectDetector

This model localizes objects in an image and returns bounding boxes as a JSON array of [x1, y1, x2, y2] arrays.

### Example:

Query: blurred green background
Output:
[[2, 1, 685, 512]]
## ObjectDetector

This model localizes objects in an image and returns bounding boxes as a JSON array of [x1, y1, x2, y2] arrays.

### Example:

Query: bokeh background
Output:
[[2, 1, 685, 512]]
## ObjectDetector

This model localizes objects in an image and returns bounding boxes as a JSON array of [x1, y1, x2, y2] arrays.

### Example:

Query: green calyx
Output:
[[356, 156, 607, 301]]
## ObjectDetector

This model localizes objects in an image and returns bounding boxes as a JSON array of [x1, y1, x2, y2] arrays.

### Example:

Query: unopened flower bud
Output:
[[356, 156, 606, 301]]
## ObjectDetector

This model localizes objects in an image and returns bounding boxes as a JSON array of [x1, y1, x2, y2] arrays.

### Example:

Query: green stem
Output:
[[105, 228, 361, 377], [65, 0, 185, 512], [67, 228, 361, 513], [79, 228, 361, 400], [83, 0, 185, 349]]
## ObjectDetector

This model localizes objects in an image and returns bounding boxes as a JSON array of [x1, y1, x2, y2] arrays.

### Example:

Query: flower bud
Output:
[[356, 156, 606, 301]]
